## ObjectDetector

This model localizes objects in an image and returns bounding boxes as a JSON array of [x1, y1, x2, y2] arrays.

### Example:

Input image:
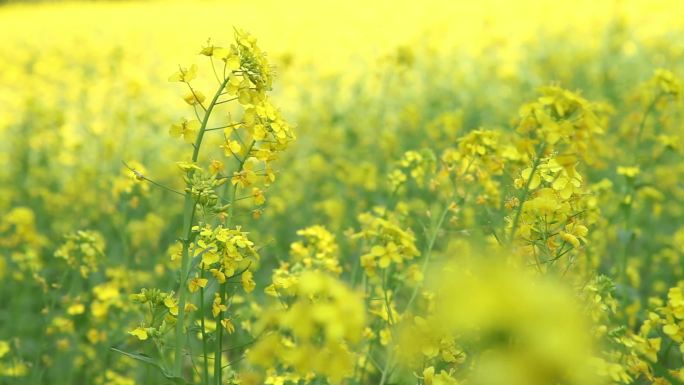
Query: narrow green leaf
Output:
[[110, 347, 189, 385]]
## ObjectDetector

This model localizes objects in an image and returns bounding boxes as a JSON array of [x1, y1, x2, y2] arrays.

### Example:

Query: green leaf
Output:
[[110, 347, 189, 385]]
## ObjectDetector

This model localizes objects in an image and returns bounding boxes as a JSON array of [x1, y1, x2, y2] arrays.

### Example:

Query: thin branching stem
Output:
[[122, 161, 184, 196], [174, 74, 231, 378], [508, 143, 545, 245]]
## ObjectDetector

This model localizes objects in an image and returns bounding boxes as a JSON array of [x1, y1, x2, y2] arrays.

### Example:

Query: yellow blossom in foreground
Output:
[[188, 276, 208, 293], [617, 166, 640, 178], [67, 303, 85, 315], [168, 64, 198, 83], [221, 318, 236, 334], [249, 271, 365, 383], [169, 118, 200, 144], [0, 341, 9, 358], [128, 327, 148, 341], [400, 258, 600, 385], [242, 270, 256, 293]]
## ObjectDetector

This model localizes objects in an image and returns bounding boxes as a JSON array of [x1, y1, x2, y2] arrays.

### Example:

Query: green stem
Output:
[[216, 282, 233, 384], [174, 75, 230, 377], [382, 268, 395, 327], [377, 350, 394, 385], [508, 144, 544, 245], [377, 261, 400, 385], [214, 283, 225, 385], [200, 271, 209, 385], [211, 140, 254, 384], [31, 269, 70, 385], [619, 200, 633, 286], [635, 93, 660, 143], [192, 76, 231, 163], [174, 202, 195, 376], [404, 203, 450, 313], [402, 157, 475, 312]]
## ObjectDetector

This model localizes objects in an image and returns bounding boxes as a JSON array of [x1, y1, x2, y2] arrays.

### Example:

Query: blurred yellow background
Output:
[[1, 0, 682, 73]]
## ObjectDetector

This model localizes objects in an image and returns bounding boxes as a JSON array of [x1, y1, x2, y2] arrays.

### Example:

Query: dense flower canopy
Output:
[[1, 1, 684, 385]]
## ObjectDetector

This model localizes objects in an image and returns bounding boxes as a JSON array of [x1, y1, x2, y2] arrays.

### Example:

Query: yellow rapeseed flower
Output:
[[128, 327, 148, 341]]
